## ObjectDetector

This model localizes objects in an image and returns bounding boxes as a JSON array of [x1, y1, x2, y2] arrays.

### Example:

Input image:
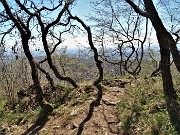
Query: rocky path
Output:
[[47, 87, 125, 135], [5, 86, 125, 135]]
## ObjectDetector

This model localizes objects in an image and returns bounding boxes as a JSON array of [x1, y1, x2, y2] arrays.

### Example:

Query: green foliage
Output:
[[52, 83, 78, 106], [116, 77, 179, 134], [54, 105, 65, 116], [0, 99, 43, 128], [0, 58, 180, 134], [16, 97, 30, 112], [53, 54, 97, 83]]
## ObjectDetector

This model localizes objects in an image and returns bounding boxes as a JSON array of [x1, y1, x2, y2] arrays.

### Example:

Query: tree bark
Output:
[[34, 4, 79, 88], [143, 0, 180, 131], [1, 0, 44, 104], [22, 37, 43, 103], [143, 0, 180, 72], [41, 33, 78, 88], [125, 0, 180, 131], [68, 15, 103, 86]]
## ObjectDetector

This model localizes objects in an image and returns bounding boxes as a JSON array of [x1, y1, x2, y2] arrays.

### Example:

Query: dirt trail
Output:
[[7, 87, 125, 135], [45, 87, 124, 135]]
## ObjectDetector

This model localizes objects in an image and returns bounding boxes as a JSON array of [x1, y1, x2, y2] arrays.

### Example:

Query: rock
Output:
[[102, 99, 116, 106], [53, 126, 61, 130], [70, 110, 78, 116], [72, 123, 78, 129]]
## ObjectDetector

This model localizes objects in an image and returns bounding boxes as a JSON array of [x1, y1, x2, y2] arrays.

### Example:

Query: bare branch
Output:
[[125, 0, 148, 17], [67, 10, 103, 85]]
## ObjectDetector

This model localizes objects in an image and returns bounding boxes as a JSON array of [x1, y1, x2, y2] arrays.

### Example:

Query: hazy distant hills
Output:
[[1, 45, 161, 60]]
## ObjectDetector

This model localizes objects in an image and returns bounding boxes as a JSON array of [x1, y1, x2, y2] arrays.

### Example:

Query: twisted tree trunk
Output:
[[1, 0, 43, 104], [125, 0, 180, 131], [143, 0, 180, 131]]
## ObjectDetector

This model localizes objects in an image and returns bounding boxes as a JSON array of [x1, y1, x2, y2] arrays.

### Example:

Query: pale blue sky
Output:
[[71, 0, 91, 22], [72, 1, 90, 15], [1, 0, 179, 53]]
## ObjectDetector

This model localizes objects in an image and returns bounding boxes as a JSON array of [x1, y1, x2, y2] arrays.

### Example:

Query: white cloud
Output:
[[61, 36, 89, 49]]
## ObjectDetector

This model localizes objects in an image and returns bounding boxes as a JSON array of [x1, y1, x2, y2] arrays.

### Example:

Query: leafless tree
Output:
[[0, 0, 103, 111], [89, 0, 148, 77], [124, 0, 180, 131], [89, 0, 180, 131]]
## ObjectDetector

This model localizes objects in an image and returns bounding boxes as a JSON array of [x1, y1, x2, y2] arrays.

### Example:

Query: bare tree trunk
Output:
[[125, 0, 180, 131], [41, 35, 78, 88], [160, 45, 180, 131], [1, 0, 44, 104], [68, 14, 103, 86], [22, 37, 43, 103], [143, 0, 180, 131], [37, 64, 56, 91]]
